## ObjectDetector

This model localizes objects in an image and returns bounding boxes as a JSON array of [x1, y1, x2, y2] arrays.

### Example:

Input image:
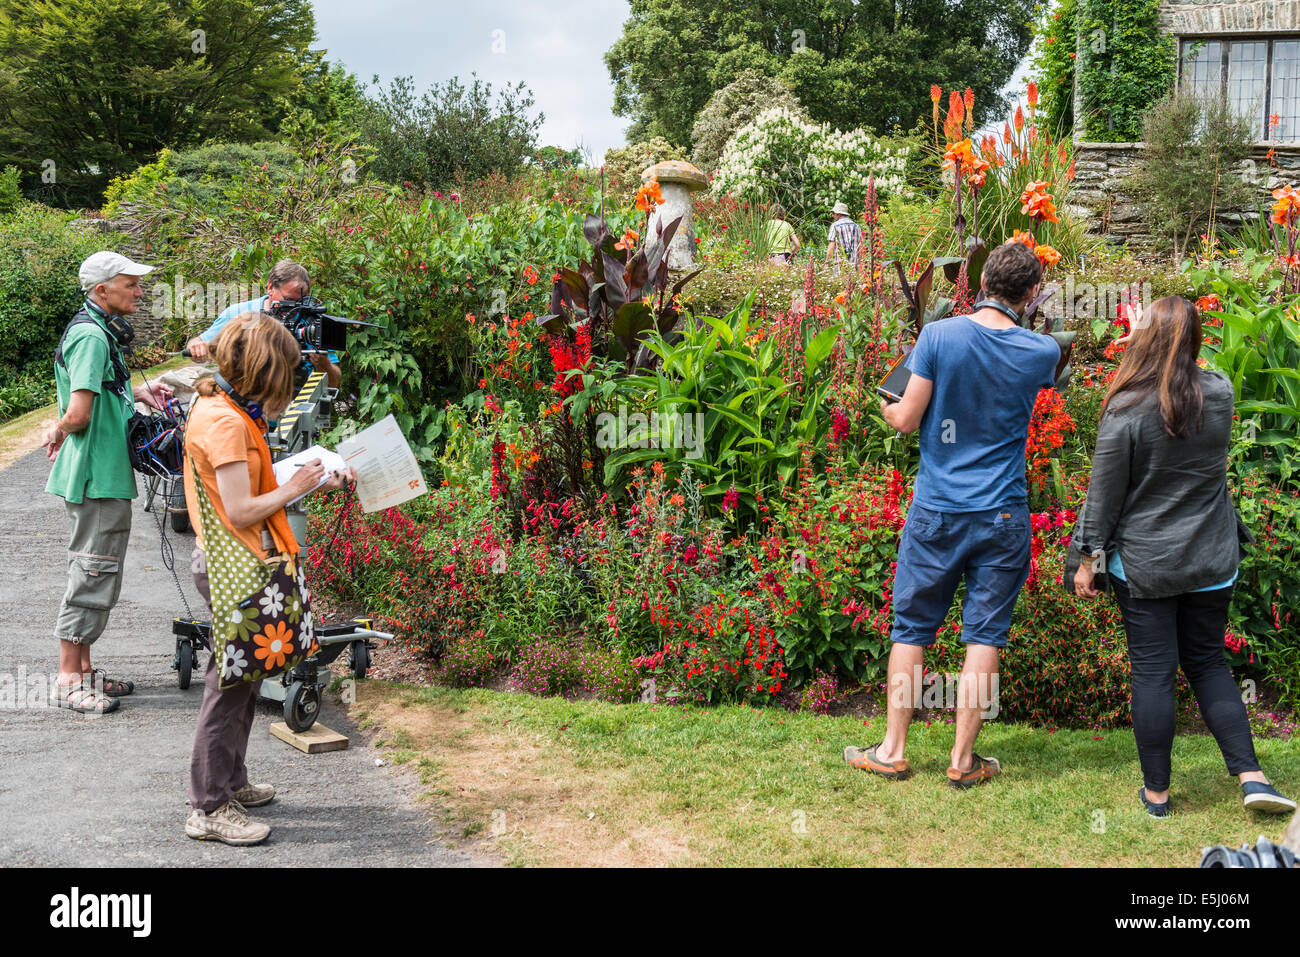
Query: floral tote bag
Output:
[[191, 459, 318, 690]]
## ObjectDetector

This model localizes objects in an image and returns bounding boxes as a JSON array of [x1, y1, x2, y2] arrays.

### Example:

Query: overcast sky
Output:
[[311, 0, 632, 160]]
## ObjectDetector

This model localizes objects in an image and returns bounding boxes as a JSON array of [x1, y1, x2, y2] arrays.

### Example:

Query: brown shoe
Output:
[[185, 800, 270, 846], [947, 753, 1001, 789], [843, 743, 910, 779], [232, 782, 275, 808]]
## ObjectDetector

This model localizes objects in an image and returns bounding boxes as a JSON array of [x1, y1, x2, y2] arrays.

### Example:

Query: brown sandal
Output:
[[85, 669, 134, 697], [51, 680, 120, 714]]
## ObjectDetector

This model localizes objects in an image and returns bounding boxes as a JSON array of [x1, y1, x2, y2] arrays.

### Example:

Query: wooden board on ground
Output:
[[270, 721, 349, 753]]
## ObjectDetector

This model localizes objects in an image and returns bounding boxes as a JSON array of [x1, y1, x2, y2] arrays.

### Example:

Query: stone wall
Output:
[[1069, 141, 1300, 245], [66, 216, 166, 345], [1159, 0, 1300, 34]]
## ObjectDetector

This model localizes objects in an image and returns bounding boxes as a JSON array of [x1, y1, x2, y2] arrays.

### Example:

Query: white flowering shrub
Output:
[[711, 107, 912, 222]]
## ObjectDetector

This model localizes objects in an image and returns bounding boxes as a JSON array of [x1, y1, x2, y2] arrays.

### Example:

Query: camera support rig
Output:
[[172, 367, 393, 732]]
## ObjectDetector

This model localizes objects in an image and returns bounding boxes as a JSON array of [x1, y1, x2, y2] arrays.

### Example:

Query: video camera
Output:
[[267, 296, 377, 353]]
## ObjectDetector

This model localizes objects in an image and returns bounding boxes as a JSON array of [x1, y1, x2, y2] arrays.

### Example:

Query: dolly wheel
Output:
[[169, 483, 191, 533], [284, 681, 319, 732], [350, 640, 370, 681], [177, 641, 193, 690]]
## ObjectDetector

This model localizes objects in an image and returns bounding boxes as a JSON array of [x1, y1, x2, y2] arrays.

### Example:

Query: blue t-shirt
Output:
[[200, 296, 269, 342], [906, 315, 1060, 512]]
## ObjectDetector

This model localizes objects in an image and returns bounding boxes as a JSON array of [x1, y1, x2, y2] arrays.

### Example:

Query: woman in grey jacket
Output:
[[1073, 296, 1293, 818]]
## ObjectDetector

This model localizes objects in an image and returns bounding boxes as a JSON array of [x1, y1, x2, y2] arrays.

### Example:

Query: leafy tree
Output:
[[606, 0, 1036, 147], [275, 56, 368, 141], [356, 73, 544, 189], [1030, 0, 1078, 136], [532, 145, 584, 171], [0, 0, 319, 207], [691, 70, 810, 174]]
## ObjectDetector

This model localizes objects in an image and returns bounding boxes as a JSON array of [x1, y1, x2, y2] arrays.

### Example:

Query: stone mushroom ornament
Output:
[[642, 160, 707, 270]]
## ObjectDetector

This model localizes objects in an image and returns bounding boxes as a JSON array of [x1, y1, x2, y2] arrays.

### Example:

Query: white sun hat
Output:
[[78, 250, 155, 292]]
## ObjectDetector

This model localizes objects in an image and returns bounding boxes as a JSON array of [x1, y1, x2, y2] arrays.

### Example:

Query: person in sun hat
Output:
[[42, 250, 173, 714], [826, 200, 862, 269]]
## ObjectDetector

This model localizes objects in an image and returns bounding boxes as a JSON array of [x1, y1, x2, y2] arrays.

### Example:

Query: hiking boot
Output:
[[232, 782, 275, 808], [185, 800, 270, 846]]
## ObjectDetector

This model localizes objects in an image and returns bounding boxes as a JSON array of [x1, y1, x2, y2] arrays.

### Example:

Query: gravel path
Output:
[[0, 448, 488, 867]]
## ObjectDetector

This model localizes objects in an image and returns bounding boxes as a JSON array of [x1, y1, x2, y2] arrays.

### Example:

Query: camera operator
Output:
[[185, 259, 341, 388], [42, 251, 174, 715]]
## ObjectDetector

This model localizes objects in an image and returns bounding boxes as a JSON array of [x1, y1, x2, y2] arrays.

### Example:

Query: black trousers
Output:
[[1111, 579, 1259, 791]]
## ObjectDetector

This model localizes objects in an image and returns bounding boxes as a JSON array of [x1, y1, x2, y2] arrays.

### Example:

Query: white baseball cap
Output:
[[78, 250, 154, 292]]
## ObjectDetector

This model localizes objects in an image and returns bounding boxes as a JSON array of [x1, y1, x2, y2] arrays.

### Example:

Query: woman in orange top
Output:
[[182, 311, 352, 846]]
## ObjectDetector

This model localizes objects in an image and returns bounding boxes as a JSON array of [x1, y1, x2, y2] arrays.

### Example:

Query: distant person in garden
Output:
[[183, 312, 353, 845], [844, 240, 1060, 788], [764, 203, 800, 263], [826, 200, 862, 268], [184, 259, 341, 388], [1072, 295, 1294, 819], [43, 251, 173, 714]]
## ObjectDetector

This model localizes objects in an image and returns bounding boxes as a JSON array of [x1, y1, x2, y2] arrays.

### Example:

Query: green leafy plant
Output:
[[1125, 91, 1255, 262], [1188, 250, 1300, 482], [603, 293, 839, 526], [1076, 0, 1176, 142]]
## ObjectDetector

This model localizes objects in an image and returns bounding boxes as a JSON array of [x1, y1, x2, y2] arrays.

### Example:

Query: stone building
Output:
[[1072, 0, 1300, 243]]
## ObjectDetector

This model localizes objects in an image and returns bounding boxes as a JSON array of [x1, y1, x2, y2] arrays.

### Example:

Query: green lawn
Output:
[[350, 681, 1300, 867]]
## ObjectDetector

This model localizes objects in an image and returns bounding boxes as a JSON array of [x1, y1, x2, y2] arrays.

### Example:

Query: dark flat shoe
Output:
[[1139, 786, 1171, 819], [1242, 781, 1296, 814]]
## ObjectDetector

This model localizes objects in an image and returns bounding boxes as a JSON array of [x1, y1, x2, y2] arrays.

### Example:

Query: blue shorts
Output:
[[890, 503, 1031, 648]]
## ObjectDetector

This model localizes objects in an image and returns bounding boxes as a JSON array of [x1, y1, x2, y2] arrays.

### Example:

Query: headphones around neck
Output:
[[214, 373, 263, 422], [85, 299, 136, 348], [971, 298, 1024, 325]]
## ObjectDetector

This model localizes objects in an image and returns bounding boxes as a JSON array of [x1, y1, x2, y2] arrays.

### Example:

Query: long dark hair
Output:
[[1104, 295, 1204, 438]]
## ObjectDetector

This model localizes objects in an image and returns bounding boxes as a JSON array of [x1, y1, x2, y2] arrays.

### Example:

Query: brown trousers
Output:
[[188, 548, 262, 814]]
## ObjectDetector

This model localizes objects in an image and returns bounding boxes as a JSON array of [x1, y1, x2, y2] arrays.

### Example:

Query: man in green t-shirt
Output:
[[42, 251, 171, 714]]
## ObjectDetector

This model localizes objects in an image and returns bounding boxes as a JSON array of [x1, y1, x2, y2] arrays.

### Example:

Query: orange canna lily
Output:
[[635, 179, 665, 213], [1020, 180, 1060, 224], [1034, 244, 1061, 269], [1011, 229, 1037, 249], [1271, 185, 1300, 226], [943, 138, 977, 179], [615, 227, 639, 252]]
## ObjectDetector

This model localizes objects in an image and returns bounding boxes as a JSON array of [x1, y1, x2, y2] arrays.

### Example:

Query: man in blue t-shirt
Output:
[[844, 241, 1061, 789], [184, 259, 340, 387]]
